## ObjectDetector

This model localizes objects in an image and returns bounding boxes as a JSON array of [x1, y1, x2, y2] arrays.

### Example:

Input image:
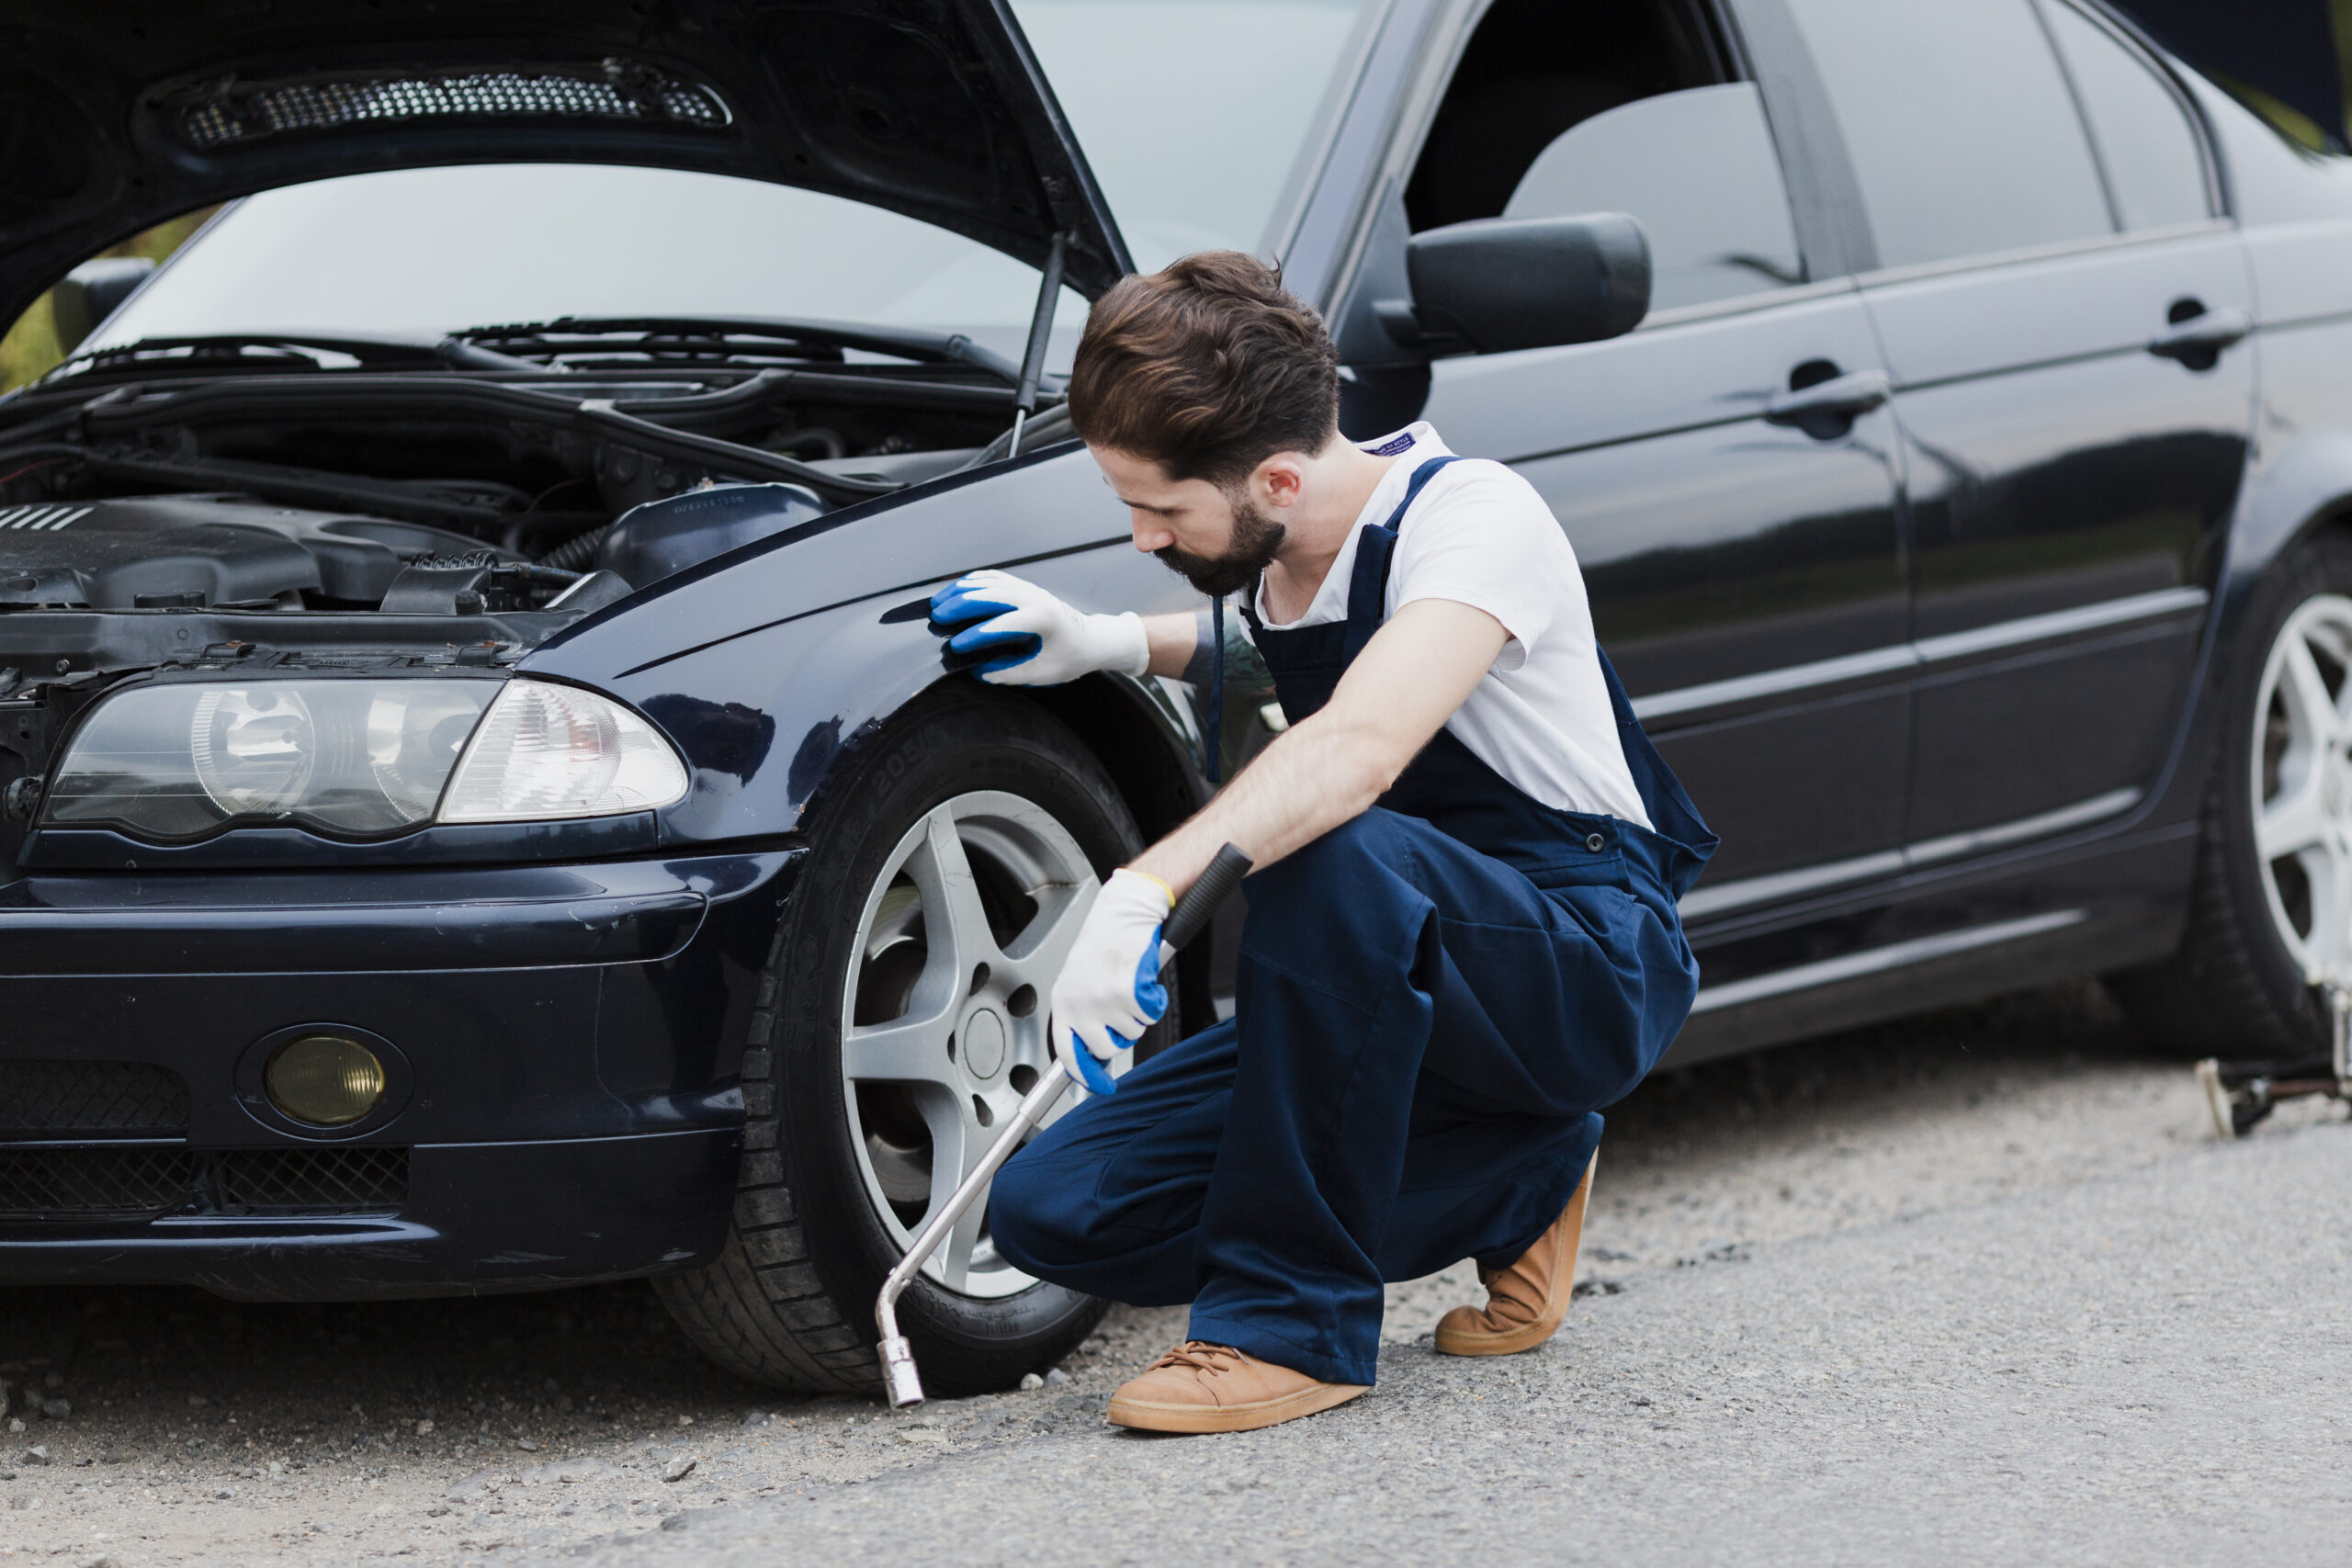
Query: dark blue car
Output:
[[3, 0, 2349, 1394]]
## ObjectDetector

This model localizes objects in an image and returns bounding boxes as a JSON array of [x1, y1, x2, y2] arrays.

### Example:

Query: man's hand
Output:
[[1048, 868, 1174, 1094], [930, 570, 1150, 685]]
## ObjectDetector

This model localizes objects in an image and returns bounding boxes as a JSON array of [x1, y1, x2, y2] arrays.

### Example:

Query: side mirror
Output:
[[49, 256, 157, 354], [1378, 213, 1650, 357]]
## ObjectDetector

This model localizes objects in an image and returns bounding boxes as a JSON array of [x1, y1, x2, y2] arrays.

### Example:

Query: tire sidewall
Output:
[[2214, 539, 2352, 1043], [769, 686, 1139, 1389]]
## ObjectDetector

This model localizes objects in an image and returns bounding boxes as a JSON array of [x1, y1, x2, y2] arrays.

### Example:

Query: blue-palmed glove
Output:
[[1048, 869, 1174, 1095], [929, 570, 1150, 686]]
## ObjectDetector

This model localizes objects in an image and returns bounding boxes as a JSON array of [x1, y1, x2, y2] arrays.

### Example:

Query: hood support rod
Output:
[[1008, 231, 1069, 457]]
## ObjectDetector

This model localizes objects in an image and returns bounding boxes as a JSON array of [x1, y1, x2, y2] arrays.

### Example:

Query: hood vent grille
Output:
[[177, 63, 731, 150]]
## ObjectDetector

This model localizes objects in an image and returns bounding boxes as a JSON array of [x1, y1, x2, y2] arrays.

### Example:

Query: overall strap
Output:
[[1342, 455, 1463, 660], [1206, 592, 1225, 784]]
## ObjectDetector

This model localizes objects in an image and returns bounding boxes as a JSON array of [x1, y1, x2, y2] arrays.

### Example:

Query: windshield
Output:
[[92, 0, 1375, 363]]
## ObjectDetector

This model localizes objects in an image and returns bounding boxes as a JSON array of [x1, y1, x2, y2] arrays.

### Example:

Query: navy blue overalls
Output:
[[993, 457, 1717, 1385]]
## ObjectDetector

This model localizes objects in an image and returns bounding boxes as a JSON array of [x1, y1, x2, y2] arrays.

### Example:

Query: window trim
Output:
[[1718, 0, 1878, 278], [1850, 215, 2235, 294], [2040, 0, 2230, 227]]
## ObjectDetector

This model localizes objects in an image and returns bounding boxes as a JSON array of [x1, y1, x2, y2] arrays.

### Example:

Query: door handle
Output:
[[1764, 367, 1892, 428], [2147, 306, 2250, 367]]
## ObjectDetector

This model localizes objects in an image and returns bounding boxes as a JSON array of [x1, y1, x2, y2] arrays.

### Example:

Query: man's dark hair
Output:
[[1066, 252, 1340, 489]]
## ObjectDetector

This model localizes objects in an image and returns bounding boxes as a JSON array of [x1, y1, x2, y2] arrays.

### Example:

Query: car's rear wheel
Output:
[[2112, 536, 2352, 1056], [655, 687, 1162, 1396]]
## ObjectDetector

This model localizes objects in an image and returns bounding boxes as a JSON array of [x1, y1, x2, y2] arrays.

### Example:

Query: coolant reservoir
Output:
[[596, 482, 827, 590]]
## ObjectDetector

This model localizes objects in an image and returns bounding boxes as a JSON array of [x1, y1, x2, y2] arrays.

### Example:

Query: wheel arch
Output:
[[2187, 427, 2352, 770], [1020, 672, 1220, 1028], [2222, 428, 2352, 616]]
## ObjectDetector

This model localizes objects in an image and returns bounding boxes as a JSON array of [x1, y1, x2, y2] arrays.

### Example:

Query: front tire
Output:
[[655, 687, 1167, 1395], [2112, 536, 2352, 1057]]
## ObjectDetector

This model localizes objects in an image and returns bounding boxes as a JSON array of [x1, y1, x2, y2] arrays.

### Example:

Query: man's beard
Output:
[[1154, 496, 1287, 599]]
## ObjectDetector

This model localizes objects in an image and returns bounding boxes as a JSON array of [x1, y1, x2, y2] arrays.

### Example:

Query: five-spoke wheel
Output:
[[2113, 539, 2352, 1056], [841, 792, 1100, 1298], [2251, 593, 2352, 987]]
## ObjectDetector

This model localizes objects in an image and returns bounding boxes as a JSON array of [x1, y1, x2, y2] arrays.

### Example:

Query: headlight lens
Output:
[[192, 686, 317, 813], [45, 676, 685, 842], [439, 680, 689, 822], [48, 679, 497, 840]]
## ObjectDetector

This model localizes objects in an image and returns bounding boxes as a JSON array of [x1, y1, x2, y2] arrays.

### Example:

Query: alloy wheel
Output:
[[2251, 593, 2352, 987], [838, 790, 1099, 1298]]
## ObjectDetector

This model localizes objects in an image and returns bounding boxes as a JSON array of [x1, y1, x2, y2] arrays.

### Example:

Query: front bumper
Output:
[[0, 846, 801, 1299]]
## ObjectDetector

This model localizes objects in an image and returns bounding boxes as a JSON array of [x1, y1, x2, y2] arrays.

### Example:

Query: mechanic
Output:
[[927, 252, 1715, 1434]]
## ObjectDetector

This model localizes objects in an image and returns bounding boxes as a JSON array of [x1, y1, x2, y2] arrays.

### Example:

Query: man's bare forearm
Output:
[[1132, 707, 1395, 894], [1130, 598, 1509, 899]]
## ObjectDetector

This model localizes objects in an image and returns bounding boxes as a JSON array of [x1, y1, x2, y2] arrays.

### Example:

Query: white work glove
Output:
[[929, 570, 1150, 686], [1048, 868, 1174, 1095]]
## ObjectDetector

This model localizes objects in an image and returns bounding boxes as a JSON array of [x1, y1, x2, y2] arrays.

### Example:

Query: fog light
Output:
[[265, 1035, 386, 1126]]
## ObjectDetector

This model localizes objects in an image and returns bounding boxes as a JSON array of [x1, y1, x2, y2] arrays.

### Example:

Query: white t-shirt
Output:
[[1247, 423, 1652, 829]]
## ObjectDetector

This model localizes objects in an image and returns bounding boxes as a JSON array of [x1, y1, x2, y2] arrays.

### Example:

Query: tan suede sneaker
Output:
[[1105, 1342, 1367, 1434], [1433, 1152, 1597, 1357]]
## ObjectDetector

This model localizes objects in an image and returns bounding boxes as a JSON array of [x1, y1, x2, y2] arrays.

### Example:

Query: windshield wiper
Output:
[[447, 317, 1024, 386], [45, 333, 446, 382]]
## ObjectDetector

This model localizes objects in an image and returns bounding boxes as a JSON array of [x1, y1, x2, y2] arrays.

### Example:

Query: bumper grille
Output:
[[0, 1060, 190, 1136], [0, 1145, 198, 1219], [214, 1147, 408, 1214], [0, 1146, 408, 1222]]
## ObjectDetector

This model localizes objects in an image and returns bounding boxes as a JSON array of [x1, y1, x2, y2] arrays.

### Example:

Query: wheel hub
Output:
[[961, 1007, 1009, 1080]]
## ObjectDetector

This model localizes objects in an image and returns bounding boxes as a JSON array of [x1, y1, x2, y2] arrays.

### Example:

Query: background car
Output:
[[2, 0, 2349, 1397]]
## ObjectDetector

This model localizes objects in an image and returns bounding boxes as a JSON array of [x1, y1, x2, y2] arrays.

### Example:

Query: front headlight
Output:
[[44, 676, 686, 841]]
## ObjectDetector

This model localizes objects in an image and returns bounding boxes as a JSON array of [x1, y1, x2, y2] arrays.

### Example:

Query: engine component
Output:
[[595, 481, 826, 590], [377, 555, 582, 615], [0, 496, 513, 610]]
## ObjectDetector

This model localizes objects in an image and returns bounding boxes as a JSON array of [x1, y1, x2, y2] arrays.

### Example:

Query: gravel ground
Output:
[[2, 982, 2341, 1568]]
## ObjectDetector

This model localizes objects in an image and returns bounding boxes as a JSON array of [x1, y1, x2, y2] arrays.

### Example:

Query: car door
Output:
[[1332, 0, 1911, 904], [1781, 0, 2251, 852]]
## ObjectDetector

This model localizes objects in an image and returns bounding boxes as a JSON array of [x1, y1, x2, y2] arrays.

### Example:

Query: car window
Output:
[[1782, 0, 2112, 269], [1404, 0, 1727, 233], [1502, 83, 1803, 310], [2041, 0, 2211, 231]]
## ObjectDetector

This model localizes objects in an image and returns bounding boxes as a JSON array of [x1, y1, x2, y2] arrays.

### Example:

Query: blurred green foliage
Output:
[[0, 209, 220, 395]]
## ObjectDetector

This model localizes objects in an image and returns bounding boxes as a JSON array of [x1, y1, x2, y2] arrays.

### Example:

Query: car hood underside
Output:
[[0, 0, 1131, 329]]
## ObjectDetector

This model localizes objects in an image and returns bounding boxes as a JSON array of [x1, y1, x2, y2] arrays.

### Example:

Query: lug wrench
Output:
[[2195, 976, 2352, 1138], [876, 842, 1254, 1407]]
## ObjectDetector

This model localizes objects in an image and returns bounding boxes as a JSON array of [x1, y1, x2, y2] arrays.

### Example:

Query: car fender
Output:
[[520, 446, 1215, 847]]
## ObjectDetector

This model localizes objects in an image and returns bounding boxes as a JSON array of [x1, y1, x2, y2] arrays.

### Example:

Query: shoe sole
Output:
[[1434, 1153, 1596, 1358], [1106, 1380, 1368, 1434]]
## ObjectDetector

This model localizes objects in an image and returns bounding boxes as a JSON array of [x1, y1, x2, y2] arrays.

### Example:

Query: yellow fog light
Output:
[[265, 1035, 386, 1126]]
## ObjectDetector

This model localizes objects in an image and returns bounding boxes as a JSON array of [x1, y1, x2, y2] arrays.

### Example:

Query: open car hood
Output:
[[0, 0, 1133, 330]]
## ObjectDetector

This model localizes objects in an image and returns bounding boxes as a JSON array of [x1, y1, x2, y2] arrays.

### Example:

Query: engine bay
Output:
[[0, 318, 1043, 623], [0, 318, 1063, 862]]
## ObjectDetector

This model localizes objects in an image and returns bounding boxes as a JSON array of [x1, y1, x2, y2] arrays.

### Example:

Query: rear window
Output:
[[2043, 1, 2211, 231], [1783, 0, 2111, 268]]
